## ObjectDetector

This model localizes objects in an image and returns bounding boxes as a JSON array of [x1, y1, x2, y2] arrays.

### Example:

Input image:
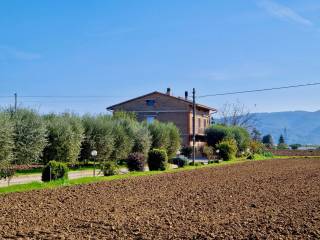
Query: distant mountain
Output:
[[253, 110, 320, 145]]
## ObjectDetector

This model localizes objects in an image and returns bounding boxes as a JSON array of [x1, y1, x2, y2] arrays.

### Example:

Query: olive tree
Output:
[[11, 108, 47, 164], [0, 112, 15, 181], [43, 113, 84, 164]]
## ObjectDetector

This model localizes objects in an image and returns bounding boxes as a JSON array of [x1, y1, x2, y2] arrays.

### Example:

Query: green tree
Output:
[[205, 125, 232, 147], [166, 122, 181, 158], [262, 134, 274, 148], [277, 134, 288, 149], [0, 112, 15, 181], [11, 108, 47, 164], [278, 134, 285, 144], [230, 126, 250, 152], [131, 123, 152, 157], [43, 113, 84, 164], [81, 115, 114, 163]]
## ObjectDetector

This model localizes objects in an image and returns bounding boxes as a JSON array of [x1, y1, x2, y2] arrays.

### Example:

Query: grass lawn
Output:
[[0, 157, 273, 195]]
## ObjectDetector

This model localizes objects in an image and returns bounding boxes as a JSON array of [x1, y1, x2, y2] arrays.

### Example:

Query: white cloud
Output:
[[0, 45, 41, 61], [258, 0, 313, 26]]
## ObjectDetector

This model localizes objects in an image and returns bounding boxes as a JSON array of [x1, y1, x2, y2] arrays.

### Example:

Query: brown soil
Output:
[[271, 149, 320, 156], [0, 158, 320, 240]]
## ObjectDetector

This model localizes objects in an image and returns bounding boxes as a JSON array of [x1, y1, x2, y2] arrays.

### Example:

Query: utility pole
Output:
[[192, 88, 196, 164], [14, 93, 17, 112]]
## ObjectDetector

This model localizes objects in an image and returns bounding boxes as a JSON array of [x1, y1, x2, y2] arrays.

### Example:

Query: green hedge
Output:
[[148, 149, 168, 171]]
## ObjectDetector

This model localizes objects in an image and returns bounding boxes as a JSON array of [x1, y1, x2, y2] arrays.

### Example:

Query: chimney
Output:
[[166, 87, 171, 95], [185, 91, 188, 100]]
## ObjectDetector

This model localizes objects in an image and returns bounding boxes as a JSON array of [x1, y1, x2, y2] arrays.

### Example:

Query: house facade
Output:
[[107, 88, 216, 147]]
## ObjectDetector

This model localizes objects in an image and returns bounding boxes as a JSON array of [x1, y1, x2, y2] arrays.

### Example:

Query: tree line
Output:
[[0, 108, 181, 171]]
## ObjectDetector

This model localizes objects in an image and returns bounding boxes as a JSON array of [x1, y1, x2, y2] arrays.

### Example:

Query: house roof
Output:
[[107, 91, 217, 112]]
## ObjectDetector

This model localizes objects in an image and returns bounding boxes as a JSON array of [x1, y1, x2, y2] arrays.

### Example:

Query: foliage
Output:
[[127, 152, 145, 171], [249, 140, 265, 154], [205, 125, 232, 147], [0, 112, 14, 165], [229, 126, 250, 152], [110, 118, 135, 161], [148, 121, 181, 158], [11, 108, 47, 164], [147, 149, 168, 171], [189, 162, 204, 166], [41, 160, 69, 182], [166, 122, 181, 158], [216, 139, 238, 161], [277, 134, 288, 149], [43, 113, 84, 164], [180, 146, 192, 158], [0, 161, 15, 181], [101, 161, 118, 176], [290, 144, 301, 150], [262, 134, 274, 148], [81, 115, 114, 163], [169, 156, 189, 168], [202, 145, 215, 160], [131, 123, 152, 157]]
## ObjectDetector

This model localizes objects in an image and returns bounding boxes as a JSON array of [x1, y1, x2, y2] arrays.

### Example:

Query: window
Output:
[[198, 118, 201, 128], [204, 119, 207, 129], [146, 116, 155, 124], [146, 99, 155, 106]]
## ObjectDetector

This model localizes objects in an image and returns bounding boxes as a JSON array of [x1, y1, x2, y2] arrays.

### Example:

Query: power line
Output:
[[197, 82, 320, 98]]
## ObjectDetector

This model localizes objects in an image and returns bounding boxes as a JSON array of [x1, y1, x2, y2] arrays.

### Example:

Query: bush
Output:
[[202, 145, 214, 160], [205, 125, 232, 147], [169, 156, 189, 168], [249, 140, 265, 154], [181, 146, 192, 158], [277, 143, 289, 150], [290, 144, 301, 150], [127, 152, 145, 171], [230, 126, 250, 152], [216, 139, 238, 161], [43, 113, 84, 164], [148, 149, 168, 171], [101, 161, 117, 176], [10, 108, 47, 165], [189, 162, 204, 166], [0, 161, 15, 181], [41, 160, 69, 182]]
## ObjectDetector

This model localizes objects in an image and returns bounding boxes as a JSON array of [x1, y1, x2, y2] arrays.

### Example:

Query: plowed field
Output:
[[0, 158, 319, 239]]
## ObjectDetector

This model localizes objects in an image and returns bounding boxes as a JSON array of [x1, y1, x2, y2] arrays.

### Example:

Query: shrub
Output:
[[216, 139, 238, 161], [202, 145, 214, 160], [147, 149, 168, 171], [101, 161, 117, 176], [262, 134, 274, 148], [10, 108, 47, 164], [230, 126, 250, 152], [262, 151, 274, 158], [205, 125, 232, 147], [189, 162, 204, 166], [277, 143, 289, 150], [127, 152, 145, 171], [290, 144, 301, 150], [181, 146, 192, 158], [41, 160, 69, 182], [81, 115, 114, 163], [0, 161, 15, 181], [169, 156, 189, 168], [0, 112, 14, 165], [43, 113, 84, 164], [249, 140, 265, 154]]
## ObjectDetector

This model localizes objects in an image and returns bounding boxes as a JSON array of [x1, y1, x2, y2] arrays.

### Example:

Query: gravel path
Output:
[[0, 158, 319, 239]]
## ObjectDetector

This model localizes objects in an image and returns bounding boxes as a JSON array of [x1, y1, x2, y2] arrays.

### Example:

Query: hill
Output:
[[253, 110, 320, 145]]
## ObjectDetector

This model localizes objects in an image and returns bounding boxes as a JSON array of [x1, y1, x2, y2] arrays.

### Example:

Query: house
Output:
[[107, 88, 217, 147]]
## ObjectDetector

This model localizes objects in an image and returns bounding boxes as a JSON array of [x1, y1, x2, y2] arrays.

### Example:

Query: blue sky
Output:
[[1, 0, 320, 114]]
